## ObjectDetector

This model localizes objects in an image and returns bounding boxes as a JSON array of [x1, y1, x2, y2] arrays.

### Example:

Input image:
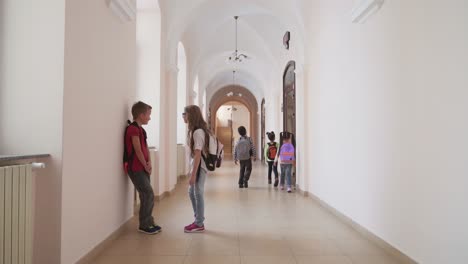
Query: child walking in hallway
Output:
[[274, 132, 296, 193], [234, 126, 256, 188], [264, 131, 279, 186]]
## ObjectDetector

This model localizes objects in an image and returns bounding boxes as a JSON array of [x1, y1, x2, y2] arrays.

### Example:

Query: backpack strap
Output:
[[124, 121, 142, 173]]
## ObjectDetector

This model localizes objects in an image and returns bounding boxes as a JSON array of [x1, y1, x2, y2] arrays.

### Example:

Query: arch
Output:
[[209, 85, 259, 153], [283, 60, 296, 134], [260, 98, 266, 162]]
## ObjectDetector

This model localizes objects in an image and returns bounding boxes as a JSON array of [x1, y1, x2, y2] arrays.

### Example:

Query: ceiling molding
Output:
[[350, 0, 384, 24], [108, 0, 136, 22]]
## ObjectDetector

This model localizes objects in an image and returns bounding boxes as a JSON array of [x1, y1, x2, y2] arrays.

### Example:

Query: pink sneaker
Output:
[[280, 185, 284, 190], [184, 223, 205, 233]]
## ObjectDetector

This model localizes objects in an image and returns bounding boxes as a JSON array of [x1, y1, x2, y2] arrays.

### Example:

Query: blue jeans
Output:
[[280, 164, 293, 188], [188, 168, 206, 226]]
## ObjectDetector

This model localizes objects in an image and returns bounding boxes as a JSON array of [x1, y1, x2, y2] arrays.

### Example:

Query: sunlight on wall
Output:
[[177, 42, 187, 144]]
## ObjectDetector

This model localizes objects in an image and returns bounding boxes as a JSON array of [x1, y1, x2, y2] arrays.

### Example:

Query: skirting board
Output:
[[298, 187, 418, 264], [76, 218, 133, 264], [78, 175, 186, 263]]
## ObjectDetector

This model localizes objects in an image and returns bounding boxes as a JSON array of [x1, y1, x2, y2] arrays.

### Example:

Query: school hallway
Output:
[[88, 161, 401, 264], [1, 0, 468, 263]]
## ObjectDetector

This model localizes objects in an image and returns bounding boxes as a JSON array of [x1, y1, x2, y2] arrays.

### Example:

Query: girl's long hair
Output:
[[185, 105, 211, 155]]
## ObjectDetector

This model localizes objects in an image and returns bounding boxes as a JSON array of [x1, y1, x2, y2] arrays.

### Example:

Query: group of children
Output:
[[124, 101, 209, 235], [264, 131, 296, 192], [125, 100, 297, 236], [233, 128, 296, 193]]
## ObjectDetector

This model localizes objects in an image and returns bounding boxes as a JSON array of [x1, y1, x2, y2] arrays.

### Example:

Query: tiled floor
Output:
[[89, 161, 402, 264]]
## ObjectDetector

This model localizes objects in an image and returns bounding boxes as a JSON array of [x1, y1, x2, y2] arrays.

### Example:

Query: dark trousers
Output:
[[267, 161, 278, 181], [239, 159, 252, 185], [128, 170, 155, 228]]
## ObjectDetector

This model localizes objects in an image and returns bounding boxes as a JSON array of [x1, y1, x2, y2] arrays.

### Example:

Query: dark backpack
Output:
[[202, 132, 224, 171], [267, 142, 277, 160], [123, 120, 146, 174]]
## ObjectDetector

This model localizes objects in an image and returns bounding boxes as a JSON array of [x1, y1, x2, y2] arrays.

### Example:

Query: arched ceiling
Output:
[[159, 0, 305, 103]]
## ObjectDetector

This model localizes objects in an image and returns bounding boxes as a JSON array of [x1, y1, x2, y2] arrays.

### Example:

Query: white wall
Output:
[[193, 75, 200, 105], [137, 7, 161, 148], [0, 0, 65, 263], [61, 1, 136, 263], [303, 1, 468, 263], [232, 104, 251, 138]]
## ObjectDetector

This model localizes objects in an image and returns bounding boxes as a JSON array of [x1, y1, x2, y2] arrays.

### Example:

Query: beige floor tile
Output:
[[240, 238, 292, 256], [286, 238, 342, 255], [334, 238, 387, 256], [188, 236, 240, 255], [136, 238, 191, 255], [88, 162, 403, 263], [295, 255, 353, 264], [240, 255, 297, 264], [183, 255, 241, 264], [91, 255, 185, 264], [348, 254, 402, 264], [99, 239, 140, 256]]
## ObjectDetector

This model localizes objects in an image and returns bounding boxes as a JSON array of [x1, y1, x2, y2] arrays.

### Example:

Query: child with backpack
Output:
[[182, 105, 212, 233], [234, 126, 256, 188], [274, 132, 296, 193], [264, 131, 279, 186], [123, 101, 161, 234]]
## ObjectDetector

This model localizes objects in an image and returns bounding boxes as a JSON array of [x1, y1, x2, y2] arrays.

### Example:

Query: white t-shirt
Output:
[[190, 128, 208, 173]]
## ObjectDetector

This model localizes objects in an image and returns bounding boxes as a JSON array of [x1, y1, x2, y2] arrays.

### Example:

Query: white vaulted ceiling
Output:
[[159, 0, 306, 104]]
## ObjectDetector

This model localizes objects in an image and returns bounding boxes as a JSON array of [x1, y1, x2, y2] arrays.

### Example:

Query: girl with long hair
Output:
[[182, 105, 211, 232]]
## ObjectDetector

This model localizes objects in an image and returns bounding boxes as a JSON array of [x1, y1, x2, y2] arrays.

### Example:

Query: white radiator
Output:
[[0, 164, 33, 264]]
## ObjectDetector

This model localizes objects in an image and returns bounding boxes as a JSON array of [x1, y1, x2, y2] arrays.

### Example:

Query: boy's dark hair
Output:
[[238, 126, 247, 136], [131, 101, 152, 120], [267, 131, 275, 141]]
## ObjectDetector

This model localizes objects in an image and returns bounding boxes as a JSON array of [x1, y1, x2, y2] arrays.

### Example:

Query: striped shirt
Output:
[[277, 143, 295, 164]]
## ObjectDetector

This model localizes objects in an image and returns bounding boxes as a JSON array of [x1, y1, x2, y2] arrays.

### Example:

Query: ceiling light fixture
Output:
[[228, 16, 249, 63], [232, 70, 236, 85]]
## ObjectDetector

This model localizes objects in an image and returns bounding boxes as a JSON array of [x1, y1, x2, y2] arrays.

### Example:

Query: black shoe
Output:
[[244, 182, 248, 188], [239, 184, 244, 188], [138, 225, 162, 235], [274, 179, 279, 187], [268, 179, 272, 184]]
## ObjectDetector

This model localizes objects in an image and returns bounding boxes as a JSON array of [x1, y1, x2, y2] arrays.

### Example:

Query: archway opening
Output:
[[215, 101, 251, 158], [283, 61, 296, 135]]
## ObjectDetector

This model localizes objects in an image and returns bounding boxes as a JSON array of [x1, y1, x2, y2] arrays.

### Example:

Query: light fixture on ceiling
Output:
[[232, 70, 236, 85], [228, 16, 249, 63]]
